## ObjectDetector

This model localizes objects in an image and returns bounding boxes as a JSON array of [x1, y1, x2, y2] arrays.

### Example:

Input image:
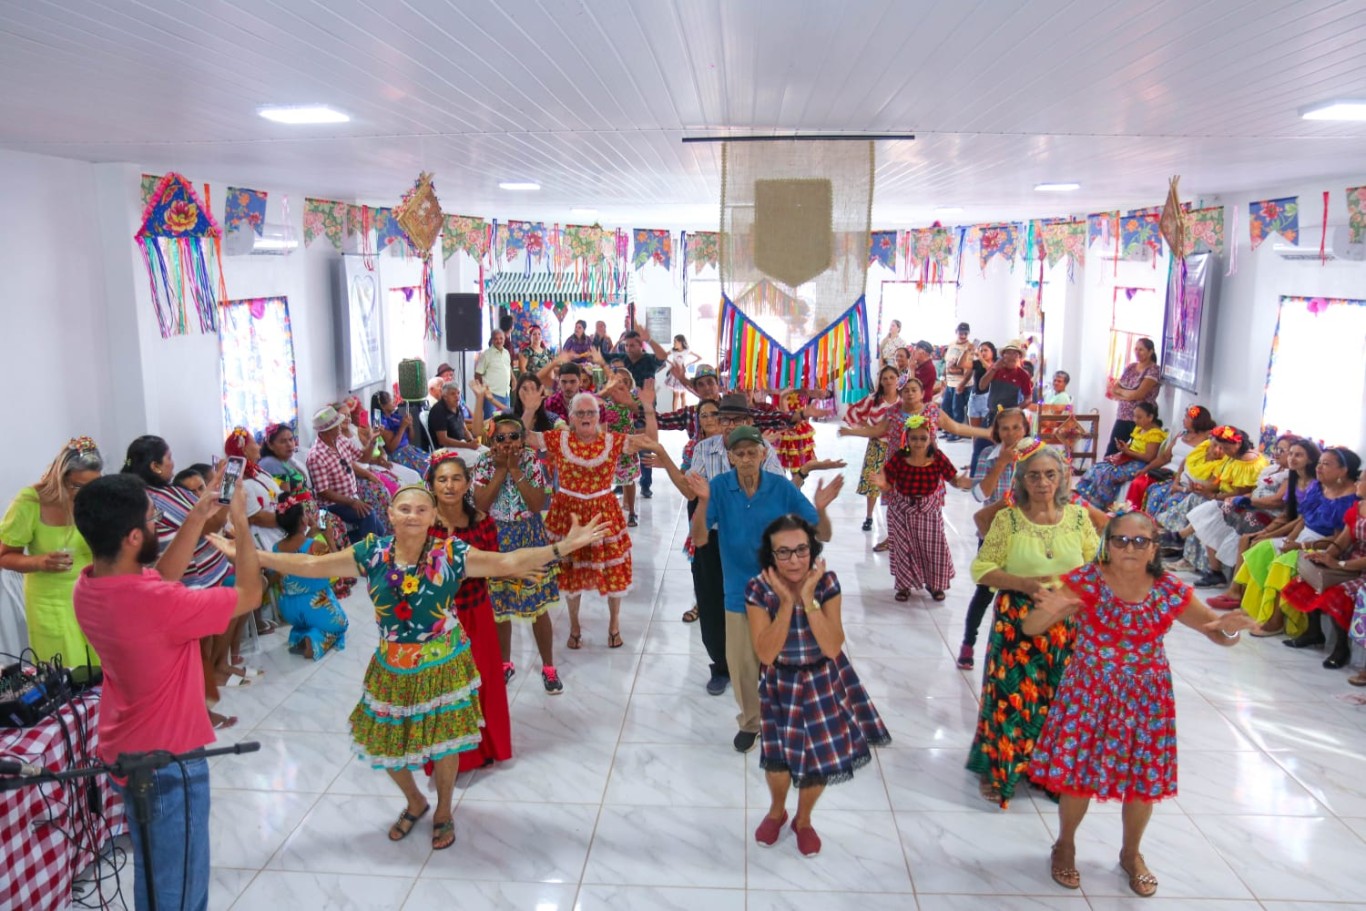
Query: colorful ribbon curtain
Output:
[[135, 173, 226, 338], [1249, 197, 1298, 249], [869, 230, 898, 270], [224, 187, 267, 235], [1034, 219, 1086, 268], [303, 198, 350, 250], [978, 223, 1021, 272], [1346, 187, 1366, 244], [717, 295, 873, 402], [632, 228, 672, 271]]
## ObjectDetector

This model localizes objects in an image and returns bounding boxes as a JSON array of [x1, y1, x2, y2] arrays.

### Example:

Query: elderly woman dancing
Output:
[[1025, 510, 1255, 897], [210, 484, 605, 850], [966, 445, 1099, 808]]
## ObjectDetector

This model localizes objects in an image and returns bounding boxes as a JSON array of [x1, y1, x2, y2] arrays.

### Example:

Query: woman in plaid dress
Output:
[[838, 365, 902, 532], [746, 515, 890, 857]]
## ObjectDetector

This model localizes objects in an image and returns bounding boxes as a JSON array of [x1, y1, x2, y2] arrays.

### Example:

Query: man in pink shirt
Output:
[[73, 471, 262, 911]]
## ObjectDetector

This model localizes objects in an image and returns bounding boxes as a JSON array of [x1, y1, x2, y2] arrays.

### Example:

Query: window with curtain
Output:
[[1263, 296, 1366, 446], [385, 286, 426, 394], [878, 281, 960, 351], [219, 296, 298, 435], [1107, 286, 1164, 379]]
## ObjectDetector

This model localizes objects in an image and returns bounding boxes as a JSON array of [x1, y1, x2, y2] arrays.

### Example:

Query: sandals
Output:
[[210, 711, 238, 731], [682, 606, 700, 623], [1050, 842, 1080, 890], [872, 539, 891, 553], [608, 630, 624, 649], [930, 590, 946, 602], [1120, 853, 1159, 897], [894, 589, 911, 602], [627, 513, 639, 528], [978, 776, 1001, 804], [431, 817, 456, 851], [567, 631, 583, 650], [388, 803, 429, 842]]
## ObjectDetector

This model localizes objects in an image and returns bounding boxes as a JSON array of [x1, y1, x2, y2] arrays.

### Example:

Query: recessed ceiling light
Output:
[[499, 182, 540, 191], [258, 105, 349, 125], [1035, 182, 1081, 192], [1300, 100, 1366, 121], [933, 206, 964, 215], [571, 207, 598, 217]]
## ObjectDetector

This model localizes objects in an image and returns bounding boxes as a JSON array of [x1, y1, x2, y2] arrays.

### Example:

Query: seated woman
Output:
[[273, 493, 348, 660], [1187, 436, 1294, 585], [1123, 406, 1215, 511], [372, 391, 431, 477], [1233, 447, 1361, 641], [260, 422, 356, 599], [1073, 402, 1167, 509]]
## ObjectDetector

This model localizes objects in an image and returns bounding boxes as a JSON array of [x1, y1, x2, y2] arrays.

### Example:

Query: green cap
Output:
[[726, 426, 765, 449]]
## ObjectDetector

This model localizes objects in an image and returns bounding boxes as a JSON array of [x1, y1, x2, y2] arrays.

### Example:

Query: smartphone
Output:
[[219, 456, 247, 505]]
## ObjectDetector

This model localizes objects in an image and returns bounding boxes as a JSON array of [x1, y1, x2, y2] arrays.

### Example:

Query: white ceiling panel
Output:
[[2, 0, 1366, 226]]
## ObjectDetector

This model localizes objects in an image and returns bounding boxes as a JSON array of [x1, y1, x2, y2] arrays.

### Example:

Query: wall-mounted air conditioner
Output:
[[1273, 226, 1365, 262], [223, 222, 298, 256]]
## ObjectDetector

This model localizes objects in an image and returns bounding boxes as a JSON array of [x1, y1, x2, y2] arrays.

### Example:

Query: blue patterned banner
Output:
[[225, 186, 267, 235]]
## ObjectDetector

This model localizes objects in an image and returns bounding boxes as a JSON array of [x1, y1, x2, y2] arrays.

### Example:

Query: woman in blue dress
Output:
[[372, 391, 431, 476], [273, 492, 348, 660]]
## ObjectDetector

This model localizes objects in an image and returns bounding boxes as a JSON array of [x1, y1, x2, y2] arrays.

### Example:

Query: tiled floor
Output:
[[82, 429, 1366, 909]]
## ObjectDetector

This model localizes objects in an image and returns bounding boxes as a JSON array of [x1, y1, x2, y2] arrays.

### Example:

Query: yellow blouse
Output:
[[1180, 439, 1226, 483], [1213, 453, 1270, 492], [970, 504, 1100, 586], [1126, 426, 1168, 456]]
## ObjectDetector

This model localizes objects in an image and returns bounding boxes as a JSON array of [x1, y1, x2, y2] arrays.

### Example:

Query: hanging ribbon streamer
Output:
[[1320, 190, 1329, 265], [1225, 204, 1239, 276], [717, 295, 873, 402]]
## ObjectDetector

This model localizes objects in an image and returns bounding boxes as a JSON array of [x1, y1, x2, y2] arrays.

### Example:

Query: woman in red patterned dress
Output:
[[1023, 511, 1255, 897], [540, 390, 655, 650], [427, 452, 512, 772]]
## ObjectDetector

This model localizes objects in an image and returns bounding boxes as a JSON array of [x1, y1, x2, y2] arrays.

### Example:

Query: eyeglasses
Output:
[[571, 409, 598, 418], [1109, 535, 1154, 550], [148, 507, 163, 523], [494, 431, 523, 443], [1023, 471, 1060, 483], [773, 544, 811, 562]]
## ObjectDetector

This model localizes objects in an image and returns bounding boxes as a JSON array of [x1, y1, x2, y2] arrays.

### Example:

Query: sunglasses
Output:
[[493, 431, 523, 443], [1109, 535, 1154, 550], [773, 544, 811, 561]]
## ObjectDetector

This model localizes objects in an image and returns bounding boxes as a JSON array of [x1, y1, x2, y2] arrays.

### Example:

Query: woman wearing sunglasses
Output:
[[1023, 510, 1255, 897]]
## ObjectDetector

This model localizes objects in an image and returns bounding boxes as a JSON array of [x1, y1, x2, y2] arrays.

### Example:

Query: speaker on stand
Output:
[[445, 293, 483, 353]]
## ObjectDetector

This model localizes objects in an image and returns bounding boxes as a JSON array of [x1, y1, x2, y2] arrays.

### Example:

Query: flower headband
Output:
[[1212, 425, 1243, 444], [428, 448, 466, 471], [903, 413, 932, 431], [276, 491, 313, 514], [67, 436, 98, 453], [229, 426, 250, 442], [1186, 405, 1203, 419]]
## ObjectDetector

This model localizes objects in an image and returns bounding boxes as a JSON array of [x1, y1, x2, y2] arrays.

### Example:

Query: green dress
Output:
[[0, 488, 98, 667], [347, 534, 485, 771]]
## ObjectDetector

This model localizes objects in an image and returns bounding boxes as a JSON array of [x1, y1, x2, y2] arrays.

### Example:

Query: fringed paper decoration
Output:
[[979, 223, 1021, 272], [303, 198, 349, 250], [632, 228, 672, 271], [1249, 197, 1298, 249], [869, 230, 898, 270], [1120, 212, 1162, 261], [686, 231, 720, 273], [225, 187, 268, 236], [1158, 176, 1187, 260], [1034, 219, 1087, 269], [1184, 206, 1225, 256], [442, 214, 490, 263], [1348, 186, 1366, 244], [717, 294, 873, 403], [135, 172, 225, 338], [393, 172, 447, 340], [908, 226, 955, 282]]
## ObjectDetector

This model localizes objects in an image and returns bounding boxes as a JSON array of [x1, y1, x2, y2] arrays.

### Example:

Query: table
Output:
[[0, 690, 126, 911]]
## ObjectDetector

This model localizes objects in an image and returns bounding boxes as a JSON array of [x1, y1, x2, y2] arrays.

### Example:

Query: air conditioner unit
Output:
[[1272, 226, 1365, 262], [223, 222, 298, 256]]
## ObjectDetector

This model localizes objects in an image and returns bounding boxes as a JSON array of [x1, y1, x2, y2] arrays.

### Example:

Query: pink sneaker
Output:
[[755, 811, 788, 846], [792, 819, 822, 856], [956, 643, 974, 670]]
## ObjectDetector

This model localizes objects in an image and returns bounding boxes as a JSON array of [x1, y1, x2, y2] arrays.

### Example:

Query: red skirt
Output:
[[456, 598, 513, 772], [1281, 577, 1358, 630]]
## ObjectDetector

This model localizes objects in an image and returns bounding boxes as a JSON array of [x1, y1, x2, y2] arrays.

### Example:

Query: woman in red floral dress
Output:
[[1023, 511, 1254, 898]]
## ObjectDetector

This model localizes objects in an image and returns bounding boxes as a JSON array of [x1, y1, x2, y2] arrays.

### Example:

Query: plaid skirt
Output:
[[491, 517, 560, 622], [857, 439, 891, 497], [886, 485, 954, 592], [758, 653, 890, 788]]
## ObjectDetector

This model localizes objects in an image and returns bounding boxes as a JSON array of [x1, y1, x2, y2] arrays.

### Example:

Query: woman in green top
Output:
[[210, 484, 606, 851], [0, 437, 105, 666], [966, 444, 1100, 808]]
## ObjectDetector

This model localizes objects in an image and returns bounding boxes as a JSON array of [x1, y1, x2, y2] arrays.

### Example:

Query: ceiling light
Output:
[[1300, 100, 1366, 121], [1035, 182, 1080, 192], [258, 105, 349, 125], [933, 206, 964, 215], [499, 182, 540, 191], [571, 207, 598, 217]]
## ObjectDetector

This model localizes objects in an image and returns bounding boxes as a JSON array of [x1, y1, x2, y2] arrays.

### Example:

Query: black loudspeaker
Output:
[[445, 293, 483, 352]]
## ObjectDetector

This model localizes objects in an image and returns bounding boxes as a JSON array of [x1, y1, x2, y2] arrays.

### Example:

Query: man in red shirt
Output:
[[911, 340, 941, 398], [73, 471, 262, 911]]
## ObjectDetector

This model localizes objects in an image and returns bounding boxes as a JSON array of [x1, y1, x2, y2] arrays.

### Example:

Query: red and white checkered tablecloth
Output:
[[0, 690, 127, 911]]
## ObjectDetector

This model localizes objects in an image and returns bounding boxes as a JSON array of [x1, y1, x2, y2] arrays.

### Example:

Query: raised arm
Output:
[[463, 515, 606, 578], [687, 473, 713, 546], [208, 531, 360, 580], [158, 464, 228, 583]]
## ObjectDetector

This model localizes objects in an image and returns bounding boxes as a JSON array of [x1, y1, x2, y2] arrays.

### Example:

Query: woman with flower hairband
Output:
[[1122, 405, 1216, 512], [273, 491, 348, 661], [208, 484, 607, 850], [871, 413, 971, 601], [260, 422, 356, 600], [0, 436, 105, 666]]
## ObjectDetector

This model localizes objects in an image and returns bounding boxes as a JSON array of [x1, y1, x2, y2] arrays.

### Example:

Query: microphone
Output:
[[0, 759, 43, 777]]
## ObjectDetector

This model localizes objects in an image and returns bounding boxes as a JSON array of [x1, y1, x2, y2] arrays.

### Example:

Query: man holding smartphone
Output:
[[73, 467, 263, 911]]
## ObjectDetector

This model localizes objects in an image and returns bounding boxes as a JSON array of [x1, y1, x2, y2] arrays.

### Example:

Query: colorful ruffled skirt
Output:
[[856, 439, 890, 497], [490, 517, 560, 622]]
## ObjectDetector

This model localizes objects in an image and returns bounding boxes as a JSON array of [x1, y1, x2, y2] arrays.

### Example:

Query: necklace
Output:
[[1016, 508, 1066, 559], [382, 536, 433, 611]]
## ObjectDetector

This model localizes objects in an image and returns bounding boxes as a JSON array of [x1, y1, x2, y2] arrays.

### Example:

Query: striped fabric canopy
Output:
[[483, 272, 634, 306]]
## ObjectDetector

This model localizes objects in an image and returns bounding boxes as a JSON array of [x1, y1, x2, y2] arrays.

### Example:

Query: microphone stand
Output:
[[0, 741, 260, 911]]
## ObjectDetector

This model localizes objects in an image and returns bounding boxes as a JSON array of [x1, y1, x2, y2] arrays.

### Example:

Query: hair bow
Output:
[[67, 436, 98, 453], [276, 491, 313, 514]]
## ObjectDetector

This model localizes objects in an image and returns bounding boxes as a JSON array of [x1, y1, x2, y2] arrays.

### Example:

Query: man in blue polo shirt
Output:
[[687, 426, 843, 753]]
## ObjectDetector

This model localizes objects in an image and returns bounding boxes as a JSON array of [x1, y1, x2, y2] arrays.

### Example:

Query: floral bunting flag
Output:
[[869, 230, 898, 270], [372, 207, 405, 250], [442, 214, 490, 262], [498, 220, 548, 265], [140, 173, 162, 206], [978, 223, 1021, 272], [1120, 212, 1162, 260], [1183, 206, 1225, 256], [1347, 187, 1366, 244], [346, 204, 365, 238], [1035, 219, 1087, 268], [303, 198, 349, 250], [561, 224, 605, 266], [1249, 197, 1298, 249], [687, 231, 720, 273], [1088, 211, 1118, 248], [632, 228, 672, 271], [909, 227, 956, 273], [224, 186, 268, 235]]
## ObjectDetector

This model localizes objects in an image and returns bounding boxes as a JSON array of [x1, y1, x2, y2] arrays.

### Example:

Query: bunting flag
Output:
[[632, 228, 672, 271], [346, 204, 365, 238], [1184, 206, 1225, 256], [442, 214, 490, 262], [1347, 187, 1366, 244], [1088, 211, 1118, 248], [908, 226, 956, 275], [717, 294, 873, 402], [869, 230, 898, 270], [686, 231, 720, 273], [1034, 219, 1087, 268], [979, 223, 1021, 272], [140, 173, 162, 206], [134, 173, 225, 338], [497, 219, 548, 267], [303, 198, 349, 250], [1120, 211, 1162, 260], [561, 224, 606, 267], [372, 207, 405, 251], [224, 186, 268, 236], [1249, 196, 1298, 249]]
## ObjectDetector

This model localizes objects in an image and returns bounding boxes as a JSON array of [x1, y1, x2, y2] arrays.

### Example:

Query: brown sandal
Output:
[[1120, 853, 1158, 897], [872, 539, 891, 553], [388, 803, 429, 841], [1050, 842, 1080, 889], [566, 632, 583, 650], [978, 776, 1001, 804], [608, 630, 624, 649], [895, 590, 911, 602], [681, 607, 699, 623], [431, 817, 456, 851], [1349, 669, 1366, 687]]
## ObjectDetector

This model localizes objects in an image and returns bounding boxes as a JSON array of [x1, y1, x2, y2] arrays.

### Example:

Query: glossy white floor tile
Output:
[[78, 429, 1366, 909]]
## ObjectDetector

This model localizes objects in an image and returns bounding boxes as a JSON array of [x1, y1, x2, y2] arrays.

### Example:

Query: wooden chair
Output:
[[1038, 407, 1100, 474]]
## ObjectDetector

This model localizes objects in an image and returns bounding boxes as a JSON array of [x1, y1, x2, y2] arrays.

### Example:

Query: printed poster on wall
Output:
[[341, 255, 385, 391], [1160, 252, 1216, 394], [645, 306, 672, 345]]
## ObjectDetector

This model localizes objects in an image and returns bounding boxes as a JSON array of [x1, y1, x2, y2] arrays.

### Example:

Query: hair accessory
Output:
[[1186, 405, 1203, 419], [903, 413, 931, 431], [67, 436, 98, 453], [1212, 425, 1244, 444], [393, 483, 437, 503], [275, 491, 313, 514], [428, 448, 465, 471]]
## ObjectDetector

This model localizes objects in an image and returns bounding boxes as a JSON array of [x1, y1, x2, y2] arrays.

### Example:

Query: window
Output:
[[219, 297, 298, 434], [877, 281, 959, 352], [1263, 296, 1366, 446], [385, 285, 427, 393], [1107, 286, 1164, 378]]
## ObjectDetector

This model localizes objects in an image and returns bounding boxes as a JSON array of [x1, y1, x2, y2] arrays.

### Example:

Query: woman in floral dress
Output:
[[600, 368, 645, 527], [838, 365, 902, 532], [1282, 471, 1366, 673], [272, 493, 348, 660], [1024, 511, 1254, 897], [210, 484, 605, 850], [372, 390, 431, 477]]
